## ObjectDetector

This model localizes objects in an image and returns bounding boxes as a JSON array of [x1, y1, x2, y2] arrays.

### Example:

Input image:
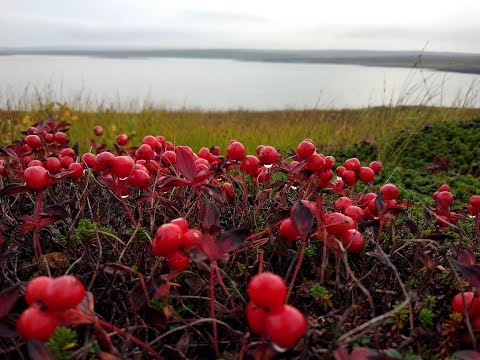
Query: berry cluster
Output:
[[336, 157, 382, 188], [246, 272, 307, 349], [151, 217, 202, 271], [467, 195, 480, 216], [16, 275, 86, 342], [430, 184, 458, 229]]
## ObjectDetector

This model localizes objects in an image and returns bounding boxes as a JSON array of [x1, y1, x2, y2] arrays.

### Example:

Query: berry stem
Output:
[[287, 240, 306, 302], [33, 190, 44, 260], [209, 264, 219, 356]]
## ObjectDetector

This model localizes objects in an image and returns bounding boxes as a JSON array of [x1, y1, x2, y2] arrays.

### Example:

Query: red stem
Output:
[[33, 190, 44, 259], [213, 261, 234, 308], [209, 265, 219, 355], [287, 240, 306, 302], [117, 192, 138, 227]]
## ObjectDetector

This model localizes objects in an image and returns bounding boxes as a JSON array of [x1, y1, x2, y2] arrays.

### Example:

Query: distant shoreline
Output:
[[1, 48, 480, 75]]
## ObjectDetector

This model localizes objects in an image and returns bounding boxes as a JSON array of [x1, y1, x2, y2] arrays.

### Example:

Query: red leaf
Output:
[[291, 200, 313, 240], [41, 205, 68, 218], [39, 216, 61, 229], [315, 196, 326, 225], [0, 183, 30, 197], [200, 185, 223, 203], [451, 246, 476, 266], [176, 146, 197, 182], [155, 176, 190, 189], [200, 201, 221, 234], [375, 192, 386, 215], [56, 308, 94, 326], [94, 323, 114, 353], [27, 341, 54, 360], [19, 222, 36, 234], [215, 228, 249, 255], [0, 283, 22, 319], [451, 258, 480, 289]]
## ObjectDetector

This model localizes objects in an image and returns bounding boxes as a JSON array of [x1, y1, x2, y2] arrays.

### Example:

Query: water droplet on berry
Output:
[[272, 343, 287, 353], [264, 164, 273, 169], [121, 194, 129, 199]]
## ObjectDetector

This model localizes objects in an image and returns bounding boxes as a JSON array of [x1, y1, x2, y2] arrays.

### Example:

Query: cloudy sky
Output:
[[1, 0, 479, 53]]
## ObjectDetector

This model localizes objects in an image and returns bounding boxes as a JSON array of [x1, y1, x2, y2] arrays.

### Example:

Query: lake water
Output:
[[0, 55, 479, 110]]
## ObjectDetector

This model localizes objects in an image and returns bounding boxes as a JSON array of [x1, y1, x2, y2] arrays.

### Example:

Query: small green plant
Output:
[[391, 300, 409, 331], [419, 308, 434, 327], [46, 327, 77, 360], [309, 284, 332, 311], [304, 244, 317, 257]]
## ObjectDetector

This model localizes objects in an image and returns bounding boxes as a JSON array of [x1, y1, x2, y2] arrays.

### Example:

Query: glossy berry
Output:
[[358, 166, 375, 183], [54, 132, 68, 145], [334, 197, 352, 211], [436, 191, 454, 207], [143, 135, 160, 149], [379, 183, 399, 200], [342, 229, 365, 252], [25, 135, 42, 149], [167, 250, 190, 271], [336, 166, 346, 177], [116, 134, 129, 146], [16, 305, 58, 342], [136, 144, 154, 160], [25, 276, 54, 306], [95, 151, 115, 172], [325, 212, 351, 236], [81, 153, 96, 168], [247, 272, 286, 310], [129, 169, 151, 188], [368, 161, 382, 174], [246, 302, 267, 334], [68, 162, 84, 180], [181, 229, 202, 250], [305, 153, 325, 171], [265, 304, 307, 349], [342, 170, 357, 187], [451, 292, 480, 317], [438, 184, 451, 192], [45, 157, 62, 174], [161, 150, 177, 165], [344, 158, 361, 171], [227, 141, 245, 161], [344, 205, 364, 222], [42, 275, 86, 312], [241, 155, 260, 175], [24, 166, 49, 190], [152, 223, 183, 256], [278, 218, 299, 241], [93, 126, 104, 136], [297, 140, 315, 159], [111, 156, 135, 179], [171, 218, 189, 234], [470, 195, 480, 208], [258, 146, 279, 165]]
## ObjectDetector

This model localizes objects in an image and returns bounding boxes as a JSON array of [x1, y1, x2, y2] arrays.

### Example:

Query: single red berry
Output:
[[136, 144, 154, 160], [247, 272, 286, 310], [60, 155, 74, 169], [24, 166, 49, 190], [258, 146, 279, 165], [241, 155, 260, 175], [438, 184, 450, 192], [152, 223, 183, 256], [16, 305, 58, 342], [333, 197, 352, 211], [336, 166, 346, 177], [368, 161, 382, 174], [161, 150, 177, 165], [198, 147, 212, 160], [436, 191, 454, 207], [470, 195, 480, 208], [116, 134, 129, 146], [467, 205, 479, 216], [129, 169, 151, 188], [342, 170, 357, 187], [45, 157, 62, 174], [358, 166, 375, 183], [25, 135, 42, 149], [143, 135, 160, 149], [93, 126, 104, 136], [43, 275, 86, 312], [305, 153, 325, 171], [68, 162, 84, 179], [379, 183, 399, 200], [167, 250, 190, 271], [54, 132, 68, 145], [297, 140, 316, 159], [344, 205, 365, 222], [342, 229, 365, 252], [344, 158, 361, 171], [265, 304, 307, 349], [324, 156, 335, 168], [44, 133, 55, 143], [25, 276, 54, 306], [111, 156, 135, 179], [246, 302, 267, 335], [181, 229, 202, 250], [227, 141, 245, 161], [95, 151, 115, 172], [278, 218, 299, 241], [317, 169, 334, 183], [325, 212, 350, 236], [81, 153, 96, 168], [451, 292, 480, 317]]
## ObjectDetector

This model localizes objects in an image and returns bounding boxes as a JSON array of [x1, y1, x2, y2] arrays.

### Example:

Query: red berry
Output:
[[95, 151, 115, 172], [246, 302, 267, 334], [467, 205, 479, 216], [336, 166, 346, 177], [470, 195, 480, 208], [451, 292, 480, 317], [167, 250, 190, 271], [81, 153, 96, 168], [198, 147, 211, 160], [344, 158, 361, 171], [436, 191, 454, 207], [152, 223, 183, 256], [181, 229, 202, 249], [161, 150, 177, 165], [358, 166, 375, 183], [333, 197, 352, 211], [93, 126, 104, 136], [54, 132, 68, 145], [60, 155, 74, 169], [227, 141, 245, 161], [325, 212, 351, 236], [116, 134, 129, 146], [368, 161, 382, 174], [43, 275, 86, 312], [111, 156, 135, 179], [344, 205, 364, 222], [265, 304, 307, 349], [68, 162, 84, 180], [25, 276, 54, 306], [16, 305, 58, 342], [317, 169, 334, 183], [136, 144, 154, 160], [25, 135, 42, 149], [45, 157, 62, 174], [342, 170, 357, 187], [171, 218, 189, 234], [324, 156, 335, 169], [24, 166, 49, 190], [258, 146, 279, 165], [44, 133, 55, 143], [379, 183, 399, 200], [247, 272, 286, 310], [438, 184, 450, 192], [241, 155, 260, 175], [143, 135, 160, 149], [60, 148, 75, 158], [278, 218, 299, 241], [342, 229, 365, 252], [305, 153, 325, 171], [297, 140, 315, 159], [129, 169, 151, 188]]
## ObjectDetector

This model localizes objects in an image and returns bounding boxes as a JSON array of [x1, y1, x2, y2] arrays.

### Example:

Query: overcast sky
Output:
[[1, 0, 479, 53]]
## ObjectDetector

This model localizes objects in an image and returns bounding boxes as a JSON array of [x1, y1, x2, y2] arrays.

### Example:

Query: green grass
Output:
[[1, 103, 479, 166]]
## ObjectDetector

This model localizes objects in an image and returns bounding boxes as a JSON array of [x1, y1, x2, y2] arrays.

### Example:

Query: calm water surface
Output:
[[0, 55, 479, 110]]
